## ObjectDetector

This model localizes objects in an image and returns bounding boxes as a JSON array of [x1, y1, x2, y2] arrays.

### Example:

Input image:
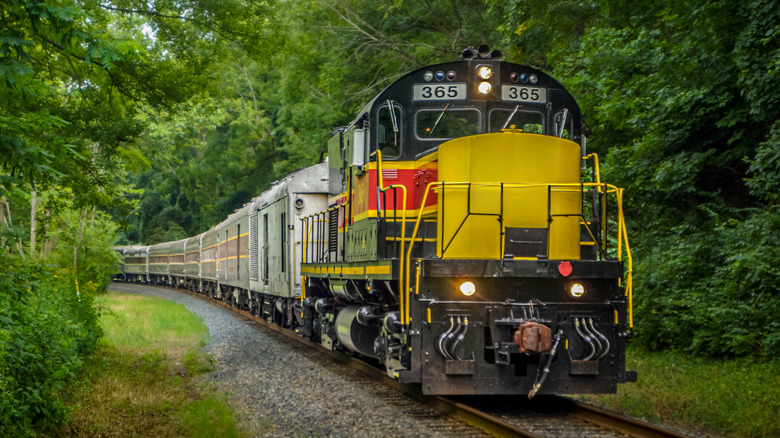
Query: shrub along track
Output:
[[113, 282, 690, 437]]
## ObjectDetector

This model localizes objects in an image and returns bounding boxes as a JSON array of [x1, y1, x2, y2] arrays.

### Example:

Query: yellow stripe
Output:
[[580, 241, 596, 246], [386, 237, 436, 243], [365, 154, 439, 170], [365, 265, 391, 275], [300, 264, 392, 276], [353, 204, 438, 222], [513, 256, 538, 260], [342, 267, 364, 275], [223, 233, 249, 243], [217, 255, 249, 262]]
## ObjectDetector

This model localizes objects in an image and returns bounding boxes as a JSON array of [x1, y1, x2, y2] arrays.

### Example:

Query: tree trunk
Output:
[[30, 189, 38, 258], [41, 209, 54, 258], [239, 65, 259, 114], [1, 198, 25, 258], [73, 207, 89, 274], [0, 201, 7, 255]]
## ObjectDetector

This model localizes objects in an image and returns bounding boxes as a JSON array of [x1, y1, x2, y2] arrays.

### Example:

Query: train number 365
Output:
[[508, 87, 539, 100], [421, 85, 459, 98], [501, 85, 548, 103], [413, 83, 466, 101]]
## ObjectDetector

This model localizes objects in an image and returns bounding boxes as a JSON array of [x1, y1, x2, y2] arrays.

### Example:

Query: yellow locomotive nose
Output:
[[436, 131, 583, 261]]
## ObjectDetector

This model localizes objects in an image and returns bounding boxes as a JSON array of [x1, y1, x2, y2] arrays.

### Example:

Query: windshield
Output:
[[415, 108, 480, 140], [489, 108, 544, 134]]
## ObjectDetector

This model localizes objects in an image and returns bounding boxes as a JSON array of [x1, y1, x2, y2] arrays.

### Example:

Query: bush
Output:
[[0, 256, 103, 436], [630, 207, 780, 359]]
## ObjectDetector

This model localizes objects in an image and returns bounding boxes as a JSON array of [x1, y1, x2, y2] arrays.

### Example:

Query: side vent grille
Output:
[[328, 208, 338, 256], [249, 214, 259, 280]]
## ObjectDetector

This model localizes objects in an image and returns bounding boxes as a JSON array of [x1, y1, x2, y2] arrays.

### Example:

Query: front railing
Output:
[[403, 180, 633, 328]]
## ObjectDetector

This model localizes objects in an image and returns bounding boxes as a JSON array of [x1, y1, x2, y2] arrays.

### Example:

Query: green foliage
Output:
[[126, 0, 510, 239], [46, 205, 123, 289], [581, 347, 780, 437], [496, 0, 780, 359], [0, 256, 102, 436]]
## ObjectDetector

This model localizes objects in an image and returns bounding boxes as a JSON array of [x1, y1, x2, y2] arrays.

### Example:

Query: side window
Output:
[[415, 108, 480, 140], [377, 104, 402, 159], [489, 108, 544, 134], [554, 109, 573, 139]]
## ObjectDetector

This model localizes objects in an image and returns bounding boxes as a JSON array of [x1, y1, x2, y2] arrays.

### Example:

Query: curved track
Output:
[[142, 283, 689, 438]]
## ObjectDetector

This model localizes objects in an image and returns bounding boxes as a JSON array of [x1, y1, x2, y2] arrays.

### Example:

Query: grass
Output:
[[46, 290, 245, 437], [579, 347, 780, 437]]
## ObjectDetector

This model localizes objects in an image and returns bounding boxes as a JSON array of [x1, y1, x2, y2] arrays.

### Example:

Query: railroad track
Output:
[[169, 285, 690, 438]]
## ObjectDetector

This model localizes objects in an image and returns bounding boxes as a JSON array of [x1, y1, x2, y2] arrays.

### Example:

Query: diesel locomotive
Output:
[[118, 46, 636, 397]]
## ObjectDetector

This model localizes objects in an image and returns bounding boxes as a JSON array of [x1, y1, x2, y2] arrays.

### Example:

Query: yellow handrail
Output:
[[302, 215, 310, 301], [616, 187, 633, 327], [404, 182, 442, 325], [584, 153, 602, 187], [371, 150, 408, 325]]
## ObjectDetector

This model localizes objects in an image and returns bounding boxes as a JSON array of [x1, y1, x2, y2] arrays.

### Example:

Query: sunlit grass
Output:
[[46, 290, 244, 437], [578, 347, 780, 437], [98, 291, 209, 354]]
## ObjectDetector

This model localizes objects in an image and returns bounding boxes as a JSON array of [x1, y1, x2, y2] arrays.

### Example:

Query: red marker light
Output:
[[558, 261, 572, 277]]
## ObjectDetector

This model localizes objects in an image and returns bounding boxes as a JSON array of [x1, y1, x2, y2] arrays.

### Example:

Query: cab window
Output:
[[415, 108, 480, 140], [376, 104, 402, 159], [489, 108, 543, 134]]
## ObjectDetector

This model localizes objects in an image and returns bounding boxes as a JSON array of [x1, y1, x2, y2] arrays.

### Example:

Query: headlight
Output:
[[569, 282, 586, 298], [477, 66, 493, 80], [459, 281, 476, 296], [477, 82, 492, 94]]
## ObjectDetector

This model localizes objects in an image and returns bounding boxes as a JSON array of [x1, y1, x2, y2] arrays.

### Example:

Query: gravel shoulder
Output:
[[109, 283, 452, 437]]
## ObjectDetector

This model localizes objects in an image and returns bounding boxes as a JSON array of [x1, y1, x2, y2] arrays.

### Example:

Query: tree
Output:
[[499, 0, 780, 357]]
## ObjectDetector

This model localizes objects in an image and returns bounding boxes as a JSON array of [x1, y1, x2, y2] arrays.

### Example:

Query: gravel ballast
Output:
[[109, 283, 462, 437]]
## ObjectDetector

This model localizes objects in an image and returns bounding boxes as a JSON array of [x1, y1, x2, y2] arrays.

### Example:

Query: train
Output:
[[116, 46, 637, 397]]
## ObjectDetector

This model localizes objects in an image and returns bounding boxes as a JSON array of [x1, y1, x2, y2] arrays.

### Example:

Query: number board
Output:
[[413, 83, 467, 101], [501, 85, 547, 104]]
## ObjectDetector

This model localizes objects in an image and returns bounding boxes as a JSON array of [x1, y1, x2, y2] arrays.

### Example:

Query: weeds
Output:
[[45, 290, 243, 437], [579, 347, 780, 437]]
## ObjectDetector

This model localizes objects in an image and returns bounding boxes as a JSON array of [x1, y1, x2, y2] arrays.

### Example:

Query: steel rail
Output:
[[565, 398, 691, 438], [154, 284, 688, 438]]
